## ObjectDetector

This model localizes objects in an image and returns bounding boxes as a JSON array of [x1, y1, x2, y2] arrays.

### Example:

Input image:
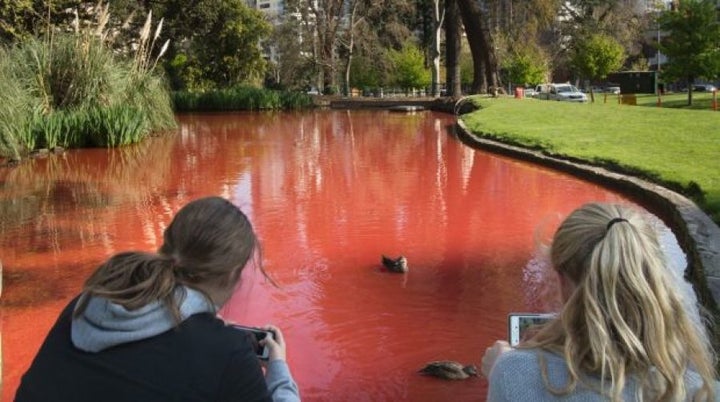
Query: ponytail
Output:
[[528, 203, 716, 401], [74, 251, 183, 322]]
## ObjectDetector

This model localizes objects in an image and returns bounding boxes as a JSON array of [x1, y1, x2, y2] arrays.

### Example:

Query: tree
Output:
[[570, 33, 625, 101], [552, 0, 647, 81], [444, 0, 462, 97], [456, 0, 501, 94], [658, 0, 720, 106], [504, 48, 548, 88], [428, 0, 444, 97], [153, 0, 271, 90], [0, 0, 36, 42], [389, 42, 430, 91]]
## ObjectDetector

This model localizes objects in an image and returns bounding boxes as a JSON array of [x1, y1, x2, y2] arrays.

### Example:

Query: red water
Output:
[[0, 110, 636, 401]]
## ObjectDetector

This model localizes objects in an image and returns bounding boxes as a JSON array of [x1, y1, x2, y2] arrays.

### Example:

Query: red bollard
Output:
[[514, 87, 524, 99]]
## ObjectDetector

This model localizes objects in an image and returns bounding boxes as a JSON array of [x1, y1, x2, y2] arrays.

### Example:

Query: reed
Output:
[[172, 86, 313, 111], [0, 4, 175, 160]]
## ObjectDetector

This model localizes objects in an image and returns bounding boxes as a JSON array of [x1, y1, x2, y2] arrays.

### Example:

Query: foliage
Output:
[[503, 46, 548, 87], [460, 44, 474, 88], [153, 0, 271, 91], [0, 8, 175, 160], [658, 0, 720, 105], [388, 42, 430, 90], [172, 86, 313, 112], [349, 55, 385, 89], [0, 0, 85, 43], [570, 33, 625, 82], [266, 13, 314, 90]]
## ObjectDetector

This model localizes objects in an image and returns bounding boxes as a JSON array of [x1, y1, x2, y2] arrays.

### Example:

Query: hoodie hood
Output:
[[71, 286, 215, 352]]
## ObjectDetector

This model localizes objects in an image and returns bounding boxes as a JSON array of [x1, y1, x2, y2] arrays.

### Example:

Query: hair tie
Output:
[[606, 217, 628, 231]]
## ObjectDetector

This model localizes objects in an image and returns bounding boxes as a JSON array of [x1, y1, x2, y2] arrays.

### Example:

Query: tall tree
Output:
[[559, 0, 649, 71], [429, 0, 445, 96], [570, 33, 625, 101], [153, 0, 271, 90], [389, 41, 431, 91], [283, 0, 415, 93], [658, 0, 720, 106], [456, 0, 500, 93], [444, 0, 462, 97]]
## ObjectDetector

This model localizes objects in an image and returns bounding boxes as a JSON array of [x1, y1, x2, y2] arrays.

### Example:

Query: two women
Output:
[[484, 202, 717, 401], [17, 196, 300, 402]]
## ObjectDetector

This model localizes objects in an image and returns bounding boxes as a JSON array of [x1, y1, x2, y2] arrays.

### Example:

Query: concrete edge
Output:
[[454, 119, 720, 347]]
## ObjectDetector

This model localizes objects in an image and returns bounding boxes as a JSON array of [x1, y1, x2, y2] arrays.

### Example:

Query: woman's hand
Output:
[[481, 340, 512, 378], [259, 325, 286, 362]]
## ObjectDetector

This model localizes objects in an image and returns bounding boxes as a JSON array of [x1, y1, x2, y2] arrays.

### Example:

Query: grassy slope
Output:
[[460, 97, 720, 222]]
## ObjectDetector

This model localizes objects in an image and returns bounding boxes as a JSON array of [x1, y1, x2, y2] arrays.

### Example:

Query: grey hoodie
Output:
[[71, 286, 300, 402]]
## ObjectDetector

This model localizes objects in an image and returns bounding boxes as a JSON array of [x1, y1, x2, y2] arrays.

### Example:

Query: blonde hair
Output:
[[527, 203, 716, 401]]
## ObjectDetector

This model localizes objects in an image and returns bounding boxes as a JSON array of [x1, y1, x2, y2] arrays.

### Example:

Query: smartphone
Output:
[[230, 325, 274, 360], [508, 313, 556, 347]]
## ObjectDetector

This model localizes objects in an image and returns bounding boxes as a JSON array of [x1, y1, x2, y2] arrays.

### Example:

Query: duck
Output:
[[381, 255, 408, 273], [419, 361, 478, 380]]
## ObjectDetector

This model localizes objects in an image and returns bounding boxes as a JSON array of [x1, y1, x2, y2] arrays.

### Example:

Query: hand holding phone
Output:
[[507, 313, 556, 347], [231, 325, 275, 360]]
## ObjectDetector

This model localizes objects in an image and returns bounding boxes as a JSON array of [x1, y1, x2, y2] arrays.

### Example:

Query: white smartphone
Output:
[[230, 325, 274, 360], [507, 313, 556, 347]]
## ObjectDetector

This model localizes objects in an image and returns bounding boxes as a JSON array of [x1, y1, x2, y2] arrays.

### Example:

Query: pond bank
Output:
[[454, 118, 720, 358], [314, 96, 462, 113]]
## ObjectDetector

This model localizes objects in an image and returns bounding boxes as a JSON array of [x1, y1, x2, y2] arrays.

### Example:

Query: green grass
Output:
[[460, 97, 720, 223]]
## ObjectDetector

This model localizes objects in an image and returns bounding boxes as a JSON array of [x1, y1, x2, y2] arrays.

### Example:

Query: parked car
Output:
[[523, 87, 538, 98], [693, 84, 717, 92], [606, 86, 621, 94], [534, 83, 588, 102]]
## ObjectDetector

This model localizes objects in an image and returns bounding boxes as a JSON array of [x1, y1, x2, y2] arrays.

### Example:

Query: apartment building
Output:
[[246, 0, 285, 21]]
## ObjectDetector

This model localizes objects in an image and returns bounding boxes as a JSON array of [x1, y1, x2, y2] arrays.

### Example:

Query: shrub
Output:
[[0, 6, 175, 160]]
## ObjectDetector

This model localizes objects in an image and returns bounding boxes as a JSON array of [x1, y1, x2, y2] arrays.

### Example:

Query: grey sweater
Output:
[[488, 348, 713, 401]]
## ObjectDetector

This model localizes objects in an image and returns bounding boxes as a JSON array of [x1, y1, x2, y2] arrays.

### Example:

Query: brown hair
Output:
[[74, 196, 269, 322]]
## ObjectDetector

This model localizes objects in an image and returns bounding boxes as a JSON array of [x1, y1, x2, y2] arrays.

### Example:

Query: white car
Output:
[[535, 83, 588, 102]]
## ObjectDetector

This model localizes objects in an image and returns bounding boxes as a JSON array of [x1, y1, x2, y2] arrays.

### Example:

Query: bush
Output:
[[172, 86, 313, 111], [0, 11, 175, 160]]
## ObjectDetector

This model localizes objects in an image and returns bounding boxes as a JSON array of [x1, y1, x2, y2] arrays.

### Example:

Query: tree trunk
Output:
[[431, 0, 444, 97], [688, 76, 694, 106], [343, 3, 360, 97], [445, 0, 462, 97], [456, 0, 500, 94]]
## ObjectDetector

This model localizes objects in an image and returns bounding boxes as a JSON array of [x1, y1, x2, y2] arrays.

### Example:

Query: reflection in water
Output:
[[0, 110, 694, 402]]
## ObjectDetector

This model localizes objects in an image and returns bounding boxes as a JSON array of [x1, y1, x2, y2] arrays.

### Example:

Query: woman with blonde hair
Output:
[[17, 196, 300, 402], [482, 202, 717, 401]]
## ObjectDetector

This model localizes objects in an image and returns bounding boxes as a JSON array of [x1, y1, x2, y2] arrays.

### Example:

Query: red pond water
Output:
[[0, 110, 674, 401]]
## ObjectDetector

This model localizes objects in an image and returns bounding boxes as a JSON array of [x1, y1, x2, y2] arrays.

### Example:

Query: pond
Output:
[[0, 110, 693, 401]]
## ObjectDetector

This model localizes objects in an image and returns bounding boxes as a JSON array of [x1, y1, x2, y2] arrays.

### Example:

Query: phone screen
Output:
[[230, 325, 274, 360], [508, 313, 555, 347]]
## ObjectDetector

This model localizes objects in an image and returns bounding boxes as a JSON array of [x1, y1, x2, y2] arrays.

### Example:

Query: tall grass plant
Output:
[[0, 5, 175, 160]]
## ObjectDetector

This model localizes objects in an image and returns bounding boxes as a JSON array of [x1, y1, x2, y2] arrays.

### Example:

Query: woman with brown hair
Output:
[[482, 202, 717, 401], [17, 196, 300, 402]]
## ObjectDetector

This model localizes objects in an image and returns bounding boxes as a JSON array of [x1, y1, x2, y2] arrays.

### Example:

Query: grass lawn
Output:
[[460, 96, 720, 224]]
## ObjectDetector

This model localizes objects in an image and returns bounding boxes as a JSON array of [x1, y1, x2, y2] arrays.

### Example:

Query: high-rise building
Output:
[[246, 0, 285, 22]]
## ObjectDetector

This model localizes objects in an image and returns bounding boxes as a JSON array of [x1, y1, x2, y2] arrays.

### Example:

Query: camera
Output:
[[230, 325, 274, 360], [507, 313, 556, 347]]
